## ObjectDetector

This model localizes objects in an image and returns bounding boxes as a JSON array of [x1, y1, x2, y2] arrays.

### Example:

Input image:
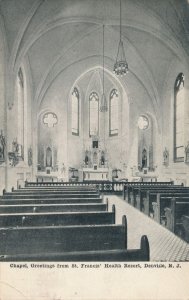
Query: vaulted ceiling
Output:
[[0, 0, 189, 108]]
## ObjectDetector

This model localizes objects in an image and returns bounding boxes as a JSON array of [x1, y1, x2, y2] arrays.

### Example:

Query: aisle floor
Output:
[[106, 195, 189, 262]]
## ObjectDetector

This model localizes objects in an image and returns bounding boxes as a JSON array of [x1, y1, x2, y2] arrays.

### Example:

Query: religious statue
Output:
[[46, 147, 52, 167], [142, 149, 147, 168], [61, 163, 66, 175], [163, 147, 169, 166], [100, 151, 105, 166], [84, 151, 89, 166]]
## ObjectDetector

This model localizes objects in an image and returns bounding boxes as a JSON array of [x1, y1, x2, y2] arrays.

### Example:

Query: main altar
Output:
[[79, 135, 110, 181]]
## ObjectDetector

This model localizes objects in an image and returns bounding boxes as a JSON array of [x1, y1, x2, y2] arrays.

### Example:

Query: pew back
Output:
[[0, 210, 115, 227], [0, 203, 108, 213], [0, 216, 127, 256], [0, 235, 149, 262]]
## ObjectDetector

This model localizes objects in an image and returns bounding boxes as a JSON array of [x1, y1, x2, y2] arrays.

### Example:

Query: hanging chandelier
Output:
[[113, 0, 129, 76], [100, 25, 108, 112]]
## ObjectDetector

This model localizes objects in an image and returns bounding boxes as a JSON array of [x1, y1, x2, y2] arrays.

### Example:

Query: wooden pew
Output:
[[11, 190, 99, 196], [125, 185, 185, 205], [126, 187, 189, 215], [2, 192, 100, 199], [152, 196, 189, 223], [164, 198, 189, 240], [0, 197, 103, 205], [0, 215, 127, 256], [181, 215, 189, 242], [0, 235, 150, 262], [0, 205, 116, 227], [123, 181, 174, 200], [144, 191, 189, 217], [0, 203, 108, 213]]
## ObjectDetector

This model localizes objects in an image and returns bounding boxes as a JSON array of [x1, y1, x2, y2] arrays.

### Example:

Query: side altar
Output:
[[79, 135, 110, 181]]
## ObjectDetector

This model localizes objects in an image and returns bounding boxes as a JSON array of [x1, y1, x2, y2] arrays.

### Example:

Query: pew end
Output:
[[112, 204, 116, 223], [122, 215, 127, 249], [140, 235, 150, 261]]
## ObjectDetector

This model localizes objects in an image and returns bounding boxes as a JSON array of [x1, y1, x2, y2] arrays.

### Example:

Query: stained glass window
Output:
[[89, 92, 99, 136], [109, 89, 119, 136]]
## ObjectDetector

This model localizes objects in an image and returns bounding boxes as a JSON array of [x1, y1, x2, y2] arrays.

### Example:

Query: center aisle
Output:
[[107, 195, 189, 261]]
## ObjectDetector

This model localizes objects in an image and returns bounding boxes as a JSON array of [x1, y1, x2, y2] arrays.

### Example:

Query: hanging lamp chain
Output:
[[103, 24, 105, 95], [113, 0, 129, 76], [120, 0, 122, 41]]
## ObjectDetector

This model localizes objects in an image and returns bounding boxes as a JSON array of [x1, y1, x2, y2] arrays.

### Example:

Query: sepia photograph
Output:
[[0, 0, 189, 299]]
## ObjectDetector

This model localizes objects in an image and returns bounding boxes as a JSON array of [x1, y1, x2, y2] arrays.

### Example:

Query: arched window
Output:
[[109, 89, 119, 136], [89, 92, 99, 136], [17, 68, 24, 159], [71, 87, 79, 135], [174, 73, 184, 162]]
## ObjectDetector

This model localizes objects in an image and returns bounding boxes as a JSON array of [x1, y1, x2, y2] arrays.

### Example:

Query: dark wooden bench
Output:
[[126, 187, 189, 215], [0, 202, 108, 213], [123, 182, 174, 200], [164, 198, 189, 240], [0, 205, 115, 227], [0, 197, 103, 205], [0, 215, 127, 256], [11, 189, 99, 195], [0, 235, 149, 262], [152, 196, 189, 224], [2, 192, 100, 199], [125, 185, 185, 204], [181, 215, 189, 242], [144, 191, 189, 217]]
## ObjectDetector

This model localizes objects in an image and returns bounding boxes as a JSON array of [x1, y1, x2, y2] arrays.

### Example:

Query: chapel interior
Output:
[[0, 0, 189, 262]]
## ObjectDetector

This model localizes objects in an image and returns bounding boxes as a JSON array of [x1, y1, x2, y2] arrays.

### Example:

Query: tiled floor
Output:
[[106, 195, 189, 262]]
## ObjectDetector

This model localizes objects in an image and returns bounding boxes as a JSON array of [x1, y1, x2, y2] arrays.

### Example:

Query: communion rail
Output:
[[25, 180, 125, 193]]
